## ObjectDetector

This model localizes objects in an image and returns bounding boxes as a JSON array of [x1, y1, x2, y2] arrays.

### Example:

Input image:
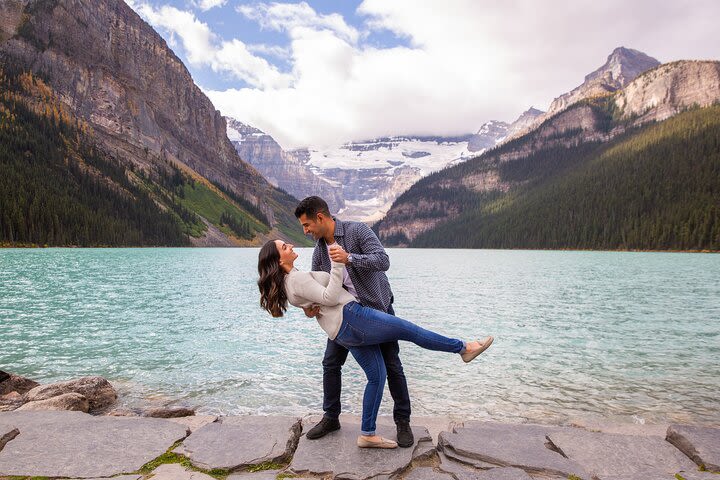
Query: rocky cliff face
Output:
[[615, 60, 720, 123], [506, 47, 660, 142], [227, 118, 344, 212], [0, 0, 296, 240]]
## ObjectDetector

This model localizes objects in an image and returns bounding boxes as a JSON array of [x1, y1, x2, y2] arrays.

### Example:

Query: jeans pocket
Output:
[[337, 322, 366, 347]]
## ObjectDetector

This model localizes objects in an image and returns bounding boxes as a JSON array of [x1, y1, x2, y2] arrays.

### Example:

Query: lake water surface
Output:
[[1, 248, 718, 426]]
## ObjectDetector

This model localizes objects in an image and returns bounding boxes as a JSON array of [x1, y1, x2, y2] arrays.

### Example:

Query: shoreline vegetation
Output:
[[1, 370, 719, 479], [1, 242, 718, 253]]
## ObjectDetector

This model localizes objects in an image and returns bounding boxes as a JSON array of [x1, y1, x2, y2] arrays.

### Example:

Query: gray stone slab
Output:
[[227, 469, 284, 479], [476, 467, 535, 480], [547, 428, 697, 478], [597, 475, 669, 480], [673, 471, 720, 480], [437, 451, 496, 477], [174, 415, 301, 471], [0, 410, 188, 477], [0, 423, 19, 452], [438, 422, 589, 478], [411, 438, 436, 462], [148, 463, 217, 479], [167, 414, 218, 433], [404, 466, 454, 479], [289, 422, 431, 479], [667, 424, 720, 472], [69, 476, 142, 480]]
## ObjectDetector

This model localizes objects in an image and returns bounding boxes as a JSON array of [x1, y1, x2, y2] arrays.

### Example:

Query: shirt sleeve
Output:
[[349, 223, 390, 271], [289, 262, 347, 306]]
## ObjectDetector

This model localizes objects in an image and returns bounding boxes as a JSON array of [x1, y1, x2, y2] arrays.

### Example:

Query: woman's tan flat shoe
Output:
[[357, 436, 398, 448], [461, 336, 494, 363]]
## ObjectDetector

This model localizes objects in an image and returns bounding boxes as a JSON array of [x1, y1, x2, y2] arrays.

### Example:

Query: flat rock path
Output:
[[0, 411, 717, 479]]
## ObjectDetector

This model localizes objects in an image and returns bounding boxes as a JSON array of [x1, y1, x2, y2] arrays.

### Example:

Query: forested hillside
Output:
[[0, 69, 282, 247], [407, 105, 720, 250]]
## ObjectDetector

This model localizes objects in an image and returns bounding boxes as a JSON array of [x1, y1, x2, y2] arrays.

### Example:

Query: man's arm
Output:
[[347, 222, 390, 272]]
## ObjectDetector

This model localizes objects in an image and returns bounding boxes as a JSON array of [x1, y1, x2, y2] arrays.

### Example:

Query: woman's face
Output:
[[274, 240, 298, 267]]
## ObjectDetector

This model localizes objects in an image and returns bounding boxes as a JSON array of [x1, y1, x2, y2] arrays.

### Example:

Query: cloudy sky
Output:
[[126, 0, 720, 148]]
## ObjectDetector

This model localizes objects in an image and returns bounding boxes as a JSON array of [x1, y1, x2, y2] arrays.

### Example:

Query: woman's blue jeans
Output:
[[335, 301, 465, 435]]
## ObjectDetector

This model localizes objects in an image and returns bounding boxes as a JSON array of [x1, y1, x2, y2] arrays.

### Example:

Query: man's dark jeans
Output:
[[321, 303, 411, 424]]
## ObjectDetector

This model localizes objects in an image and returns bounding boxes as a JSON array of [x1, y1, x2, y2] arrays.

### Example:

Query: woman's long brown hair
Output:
[[257, 240, 288, 317]]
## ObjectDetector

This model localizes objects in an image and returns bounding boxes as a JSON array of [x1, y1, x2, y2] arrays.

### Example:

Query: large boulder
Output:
[[143, 406, 196, 418], [22, 376, 116, 411], [0, 392, 23, 412], [0, 371, 39, 396], [16, 393, 89, 412]]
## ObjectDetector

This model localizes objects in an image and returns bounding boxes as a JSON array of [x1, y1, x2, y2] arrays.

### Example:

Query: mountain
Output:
[[375, 57, 720, 251], [467, 120, 509, 152], [228, 126, 476, 222], [226, 118, 345, 213], [506, 47, 660, 142], [0, 0, 307, 246]]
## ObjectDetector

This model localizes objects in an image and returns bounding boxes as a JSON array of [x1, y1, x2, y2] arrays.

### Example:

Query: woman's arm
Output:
[[290, 262, 347, 306]]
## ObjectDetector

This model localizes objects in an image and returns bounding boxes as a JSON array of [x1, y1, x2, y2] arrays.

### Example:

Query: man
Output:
[[295, 196, 414, 447]]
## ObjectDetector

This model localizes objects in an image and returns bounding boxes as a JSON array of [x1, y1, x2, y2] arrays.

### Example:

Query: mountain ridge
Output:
[[375, 56, 720, 249], [0, 0, 307, 246]]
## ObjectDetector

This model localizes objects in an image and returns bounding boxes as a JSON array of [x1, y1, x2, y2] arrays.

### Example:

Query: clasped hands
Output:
[[303, 244, 349, 318]]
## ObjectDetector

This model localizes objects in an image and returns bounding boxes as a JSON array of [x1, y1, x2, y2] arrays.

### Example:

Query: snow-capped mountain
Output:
[[227, 121, 477, 222], [227, 118, 345, 213], [292, 135, 474, 222]]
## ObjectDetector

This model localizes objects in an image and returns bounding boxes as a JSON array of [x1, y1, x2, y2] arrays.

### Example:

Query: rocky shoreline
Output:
[[1, 371, 719, 479]]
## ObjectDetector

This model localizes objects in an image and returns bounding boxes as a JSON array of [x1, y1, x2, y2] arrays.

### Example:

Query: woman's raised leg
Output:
[[342, 302, 464, 353]]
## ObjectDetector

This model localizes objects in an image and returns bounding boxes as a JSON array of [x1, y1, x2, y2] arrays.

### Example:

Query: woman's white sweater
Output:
[[284, 261, 356, 339]]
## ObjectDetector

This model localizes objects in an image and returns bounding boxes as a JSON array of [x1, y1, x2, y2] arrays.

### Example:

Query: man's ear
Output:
[[316, 212, 326, 223]]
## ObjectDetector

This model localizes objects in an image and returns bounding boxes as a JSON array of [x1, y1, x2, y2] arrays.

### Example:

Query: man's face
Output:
[[298, 213, 325, 240]]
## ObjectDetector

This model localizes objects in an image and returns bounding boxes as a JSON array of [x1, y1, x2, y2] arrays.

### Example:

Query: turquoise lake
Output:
[[1, 248, 718, 426]]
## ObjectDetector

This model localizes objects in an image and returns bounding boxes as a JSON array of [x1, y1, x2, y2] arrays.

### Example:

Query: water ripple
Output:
[[1, 248, 718, 425]]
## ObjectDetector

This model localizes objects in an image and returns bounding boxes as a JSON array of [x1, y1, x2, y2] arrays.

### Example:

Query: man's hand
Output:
[[329, 244, 349, 264], [303, 305, 321, 318]]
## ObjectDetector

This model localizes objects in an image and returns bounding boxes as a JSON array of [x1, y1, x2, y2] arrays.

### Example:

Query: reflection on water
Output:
[[1, 248, 718, 425]]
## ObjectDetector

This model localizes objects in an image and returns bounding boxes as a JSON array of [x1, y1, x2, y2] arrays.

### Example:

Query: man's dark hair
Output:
[[295, 196, 331, 219]]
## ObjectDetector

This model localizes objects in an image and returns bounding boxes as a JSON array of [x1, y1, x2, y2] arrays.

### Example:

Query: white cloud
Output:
[[133, 4, 215, 66], [130, 2, 290, 89], [237, 2, 359, 44], [247, 43, 292, 61], [133, 0, 720, 149], [195, 0, 226, 11]]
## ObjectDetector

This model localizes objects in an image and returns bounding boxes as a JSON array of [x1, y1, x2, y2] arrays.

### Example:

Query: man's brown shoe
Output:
[[306, 417, 341, 439]]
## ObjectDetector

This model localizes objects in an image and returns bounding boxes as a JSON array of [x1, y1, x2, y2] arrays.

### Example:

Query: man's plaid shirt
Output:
[[311, 218, 393, 312]]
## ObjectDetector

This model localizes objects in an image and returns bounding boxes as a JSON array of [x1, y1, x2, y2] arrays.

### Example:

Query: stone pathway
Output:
[[0, 411, 718, 479]]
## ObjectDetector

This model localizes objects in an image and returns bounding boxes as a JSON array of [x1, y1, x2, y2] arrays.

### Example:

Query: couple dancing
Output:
[[257, 196, 494, 449]]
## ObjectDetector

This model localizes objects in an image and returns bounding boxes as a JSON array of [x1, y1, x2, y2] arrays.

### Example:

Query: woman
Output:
[[257, 239, 494, 449]]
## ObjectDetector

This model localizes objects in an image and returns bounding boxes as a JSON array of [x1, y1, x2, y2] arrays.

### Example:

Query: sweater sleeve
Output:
[[290, 262, 347, 306]]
